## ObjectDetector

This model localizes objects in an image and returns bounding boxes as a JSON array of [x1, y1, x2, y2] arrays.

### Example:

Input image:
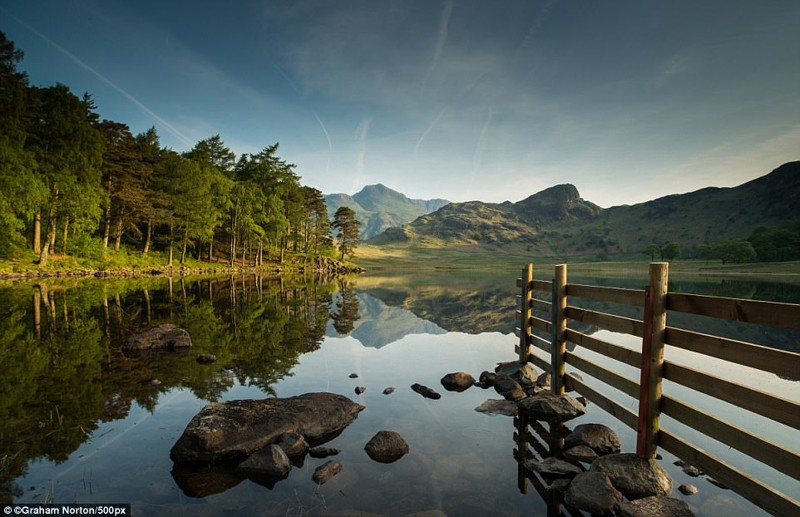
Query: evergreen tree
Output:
[[331, 206, 361, 260]]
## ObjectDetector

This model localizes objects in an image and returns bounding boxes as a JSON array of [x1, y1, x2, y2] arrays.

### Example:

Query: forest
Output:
[[0, 32, 336, 268]]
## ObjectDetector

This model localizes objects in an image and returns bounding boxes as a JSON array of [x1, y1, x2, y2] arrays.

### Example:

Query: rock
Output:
[[149, 379, 162, 386], [517, 393, 586, 422], [547, 478, 571, 494], [124, 323, 192, 351], [237, 444, 291, 477], [674, 460, 703, 477], [563, 445, 599, 464], [276, 432, 308, 457], [536, 372, 551, 387], [364, 430, 410, 463], [495, 361, 538, 386], [440, 372, 476, 392], [591, 453, 672, 500], [349, 373, 359, 378], [564, 424, 621, 456], [354, 386, 366, 395], [170, 392, 365, 464], [523, 456, 582, 478], [493, 374, 526, 401], [308, 447, 341, 458], [615, 496, 695, 517], [478, 371, 496, 388], [411, 383, 441, 400], [382, 387, 395, 395], [474, 399, 518, 417], [312, 460, 342, 484], [196, 354, 217, 364], [565, 471, 623, 516], [679, 483, 698, 495]]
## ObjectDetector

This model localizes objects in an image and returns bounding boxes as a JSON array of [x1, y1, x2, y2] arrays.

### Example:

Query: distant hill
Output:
[[370, 161, 800, 258], [325, 184, 449, 240]]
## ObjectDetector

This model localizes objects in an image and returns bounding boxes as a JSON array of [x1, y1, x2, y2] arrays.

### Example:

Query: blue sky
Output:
[[3, 0, 799, 207]]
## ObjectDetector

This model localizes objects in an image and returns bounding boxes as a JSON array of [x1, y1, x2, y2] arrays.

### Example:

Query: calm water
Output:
[[0, 270, 797, 516]]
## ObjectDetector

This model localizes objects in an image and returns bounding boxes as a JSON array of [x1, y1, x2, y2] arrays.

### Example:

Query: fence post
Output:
[[519, 263, 533, 363], [636, 262, 669, 458], [551, 264, 567, 395]]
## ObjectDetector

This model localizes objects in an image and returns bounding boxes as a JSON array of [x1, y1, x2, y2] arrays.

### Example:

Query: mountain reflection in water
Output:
[[0, 271, 796, 515]]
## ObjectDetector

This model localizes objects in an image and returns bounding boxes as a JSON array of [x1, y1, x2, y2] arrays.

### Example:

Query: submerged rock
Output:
[[237, 444, 290, 477], [474, 399, 518, 417], [275, 432, 308, 457], [493, 374, 526, 401], [615, 496, 695, 517], [477, 370, 496, 388], [566, 471, 623, 516], [124, 323, 192, 351], [563, 445, 599, 464], [364, 430, 410, 463], [170, 392, 364, 464], [517, 393, 586, 422], [354, 386, 366, 395], [308, 447, 341, 458], [196, 354, 217, 364], [312, 461, 342, 484], [523, 456, 582, 478], [591, 453, 672, 500], [564, 423, 621, 456], [495, 361, 538, 387], [440, 372, 476, 392], [382, 387, 395, 395]]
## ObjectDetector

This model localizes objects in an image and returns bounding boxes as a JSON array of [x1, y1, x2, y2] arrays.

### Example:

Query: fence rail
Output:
[[515, 262, 800, 516]]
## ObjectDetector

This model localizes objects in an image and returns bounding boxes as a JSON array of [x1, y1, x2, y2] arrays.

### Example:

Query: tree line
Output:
[[0, 32, 360, 267]]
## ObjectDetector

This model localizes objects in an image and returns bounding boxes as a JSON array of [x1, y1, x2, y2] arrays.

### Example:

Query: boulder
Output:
[[495, 361, 538, 386], [493, 374, 526, 401], [474, 399, 518, 417], [565, 471, 623, 516], [170, 392, 365, 464], [312, 461, 342, 484], [564, 423, 621, 456], [678, 483, 698, 495], [517, 393, 586, 422], [523, 456, 582, 478], [411, 383, 441, 400], [124, 323, 192, 351], [237, 444, 290, 477], [275, 432, 308, 457], [440, 372, 476, 392], [364, 430, 410, 463], [477, 370, 496, 388], [563, 445, 598, 464], [615, 496, 695, 517], [309, 447, 341, 458], [591, 453, 672, 500]]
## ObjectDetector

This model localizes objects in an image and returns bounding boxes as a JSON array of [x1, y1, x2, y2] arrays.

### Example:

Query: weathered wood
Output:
[[566, 306, 644, 337], [565, 328, 642, 368], [565, 352, 639, 399], [566, 373, 638, 430], [663, 361, 800, 429], [659, 430, 800, 517], [667, 292, 800, 331], [661, 396, 800, 481], [551, 265, 567, 395], [519, 264, 533, 362], [532, 279, 552, 292], [530, 315, 552, 334], [637, 262, 668, 459], [530, 333, 551, 354], [566, 283, 645, 307], [530, 298, 551, 313], [665, 326, 800, 380]]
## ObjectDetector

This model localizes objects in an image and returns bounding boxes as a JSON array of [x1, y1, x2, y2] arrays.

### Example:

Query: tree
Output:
[[331, 206, 361, 260], [642, 243, 660, 261], [660, 242, 681, 262], [701, 240, 756, 264]]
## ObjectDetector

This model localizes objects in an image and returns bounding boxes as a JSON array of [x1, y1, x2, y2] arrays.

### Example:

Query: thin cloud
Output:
[[313, 111, 333, 173], [4, 9, 195, 148], [414, 108, 447, 154], [354, 117, 372, 189], [422, 0, 455, 94]]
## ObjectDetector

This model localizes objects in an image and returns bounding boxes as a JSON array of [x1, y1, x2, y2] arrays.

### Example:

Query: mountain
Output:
[[370, 161, 800, 257], [325, 184, 449, 240]]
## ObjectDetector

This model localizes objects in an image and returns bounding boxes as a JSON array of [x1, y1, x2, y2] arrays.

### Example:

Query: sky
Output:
[[2, 0, 799, 207]]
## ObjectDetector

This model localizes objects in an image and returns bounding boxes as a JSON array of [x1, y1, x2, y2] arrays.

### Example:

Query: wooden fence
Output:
[[516, 262, 800, 516]]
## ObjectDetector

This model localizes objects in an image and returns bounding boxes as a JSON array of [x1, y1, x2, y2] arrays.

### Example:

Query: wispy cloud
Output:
[[422, 0, 455, 94], [414, 108, 447, 154], [472, 110, 493, 177], [353, 117, 372, 188], [313, 111, 333, 173], [4, 9, 195, 148]]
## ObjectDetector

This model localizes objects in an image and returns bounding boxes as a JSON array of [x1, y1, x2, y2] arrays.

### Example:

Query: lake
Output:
[[0, 268, 798, 516]]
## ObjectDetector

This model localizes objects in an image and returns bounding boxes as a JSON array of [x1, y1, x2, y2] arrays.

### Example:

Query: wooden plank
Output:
[[665, 326, 800, 380], [565, 328, 642, 368], [661, 395, 800, 481], [552, 265, 567, 395], [566, 373, 638, 430], [530, 333, 550, 354], [530, 298, 551, 313], [667, 292, 800, 331], [519, 264, 533, 362], [530, 315, 552, 334], [637, 262, 669, 459], [532, 279, 552, 292], [566, 306, 644, 337], [663, 361, 800, 429], [566, 283, 645, 307], [659, 430, 800, 517], [566, 352, 640, 399]]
